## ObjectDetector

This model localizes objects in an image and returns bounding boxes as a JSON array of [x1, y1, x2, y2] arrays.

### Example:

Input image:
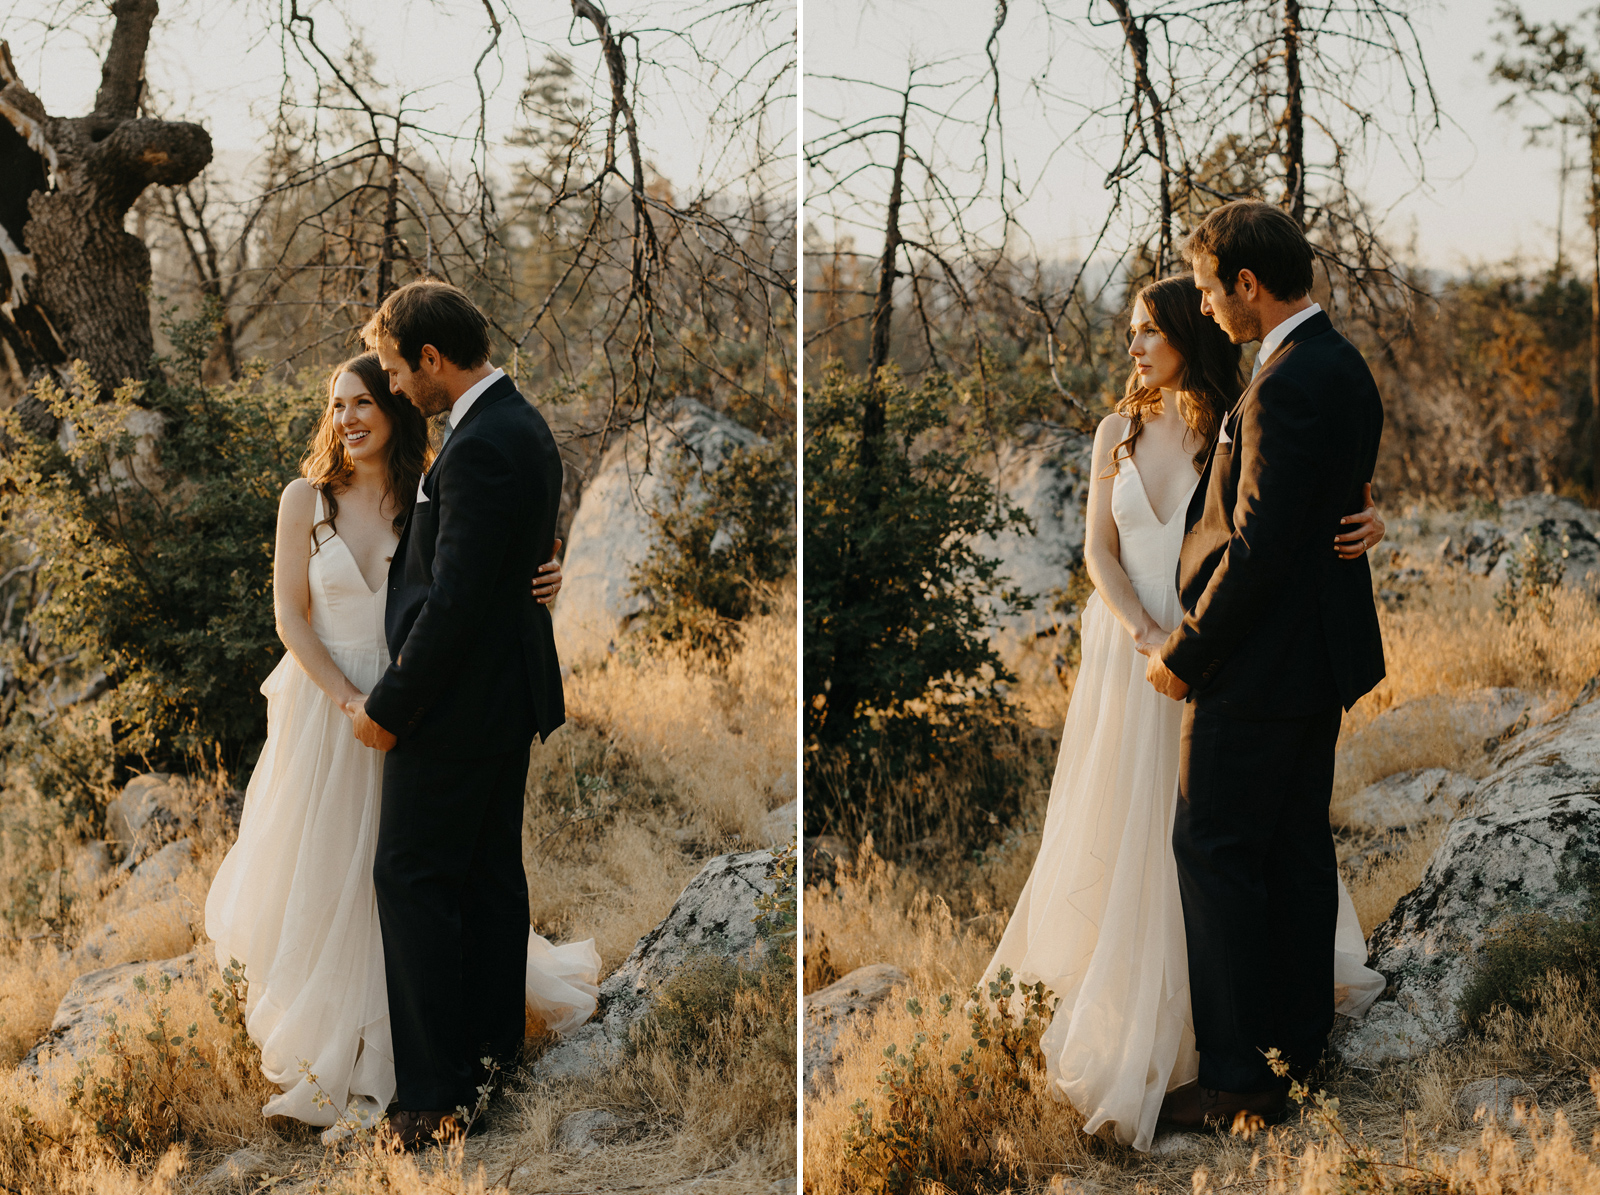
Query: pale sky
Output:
[[2, 0, 1575, 271], [8, 0, 796, 206], [804, 0, 1584, 273]]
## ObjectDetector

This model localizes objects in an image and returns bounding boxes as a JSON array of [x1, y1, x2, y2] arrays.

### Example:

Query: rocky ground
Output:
[[4, 770, 796, 1194], [802, 492, 1600, 1193]]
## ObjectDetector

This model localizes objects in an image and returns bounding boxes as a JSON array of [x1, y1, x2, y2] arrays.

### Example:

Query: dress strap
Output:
[[311, 486, 334, 550]]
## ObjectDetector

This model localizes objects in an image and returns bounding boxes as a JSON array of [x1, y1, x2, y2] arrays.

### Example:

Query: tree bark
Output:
[[1282, 0, 1307, 228], [377, 146, 400, 302], [864, 85, 911, 451], [1590, 123, 1599, 490], [0, 0, 211, 410], [1106, 0, 1173, 272], [819, 84, 911, 750]]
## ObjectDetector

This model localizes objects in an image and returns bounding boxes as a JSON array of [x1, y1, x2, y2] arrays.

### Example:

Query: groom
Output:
[[1145, 201, 1385, 1129], [347, 280, 565, 1147]]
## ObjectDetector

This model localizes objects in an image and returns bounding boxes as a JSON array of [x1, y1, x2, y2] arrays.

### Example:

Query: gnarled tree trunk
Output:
[[0, 0, 211, 418]]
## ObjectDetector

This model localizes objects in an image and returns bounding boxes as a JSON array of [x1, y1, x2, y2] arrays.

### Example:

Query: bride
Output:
[[982, 274, 1386, 1151], [205, 352, 599, 1139]]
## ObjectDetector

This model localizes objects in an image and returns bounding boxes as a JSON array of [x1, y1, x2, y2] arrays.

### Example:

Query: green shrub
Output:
[[64, 971, 208, 1161], [841, 967, 1054, 1195], [753, 841, 797, 940], [630, 945, 795, 1075], [803, 363, 1031, 749], [630, 438, 795, 655], [1457, 902, 1600, 1029], [0, 307, 316, 806], [803, 362, 1033, 848], [1494, 532, 1566, 623]]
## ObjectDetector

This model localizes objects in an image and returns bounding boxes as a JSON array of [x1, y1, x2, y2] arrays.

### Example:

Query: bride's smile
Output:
[[330, 370, 394, 464]]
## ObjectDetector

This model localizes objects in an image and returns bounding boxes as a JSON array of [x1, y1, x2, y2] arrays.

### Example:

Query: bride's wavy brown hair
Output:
[[302, 353, 431, 551], [1106, 273, 1244, 477]]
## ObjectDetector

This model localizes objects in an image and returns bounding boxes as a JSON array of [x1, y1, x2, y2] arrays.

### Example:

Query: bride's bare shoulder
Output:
[[277, 477, 319, 524], [1091, 413, 1130, 468]]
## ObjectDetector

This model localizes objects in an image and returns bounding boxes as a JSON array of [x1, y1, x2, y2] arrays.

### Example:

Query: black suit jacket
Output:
[[1159, 310, 1385, 718], [365, 374, 566, 755]]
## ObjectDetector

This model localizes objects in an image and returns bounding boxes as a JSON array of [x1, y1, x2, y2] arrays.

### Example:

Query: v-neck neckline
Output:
[[1125, 455, 1198, 528], [313, 490, 392, 596], [325, 530, 388, 597]]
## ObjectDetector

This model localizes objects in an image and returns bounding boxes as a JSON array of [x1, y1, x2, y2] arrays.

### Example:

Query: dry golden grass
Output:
[[803, 990, 1111, 1195], [804, 529, 1600, 1193], [0, 588, 798, 1194], [994, 627, 1077, 732], [803, 841, 1000, 997], [565, 583, 796, 849], [1342, 820, 1449, 939], [1359, 563, 1599, 717]]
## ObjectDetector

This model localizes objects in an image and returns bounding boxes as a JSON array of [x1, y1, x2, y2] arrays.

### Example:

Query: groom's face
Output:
[[1192, 256, 1261, 345], [375, 337, 453, 418]]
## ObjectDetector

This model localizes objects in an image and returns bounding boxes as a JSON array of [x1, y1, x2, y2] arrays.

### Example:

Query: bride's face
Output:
[[1128, 298, 1184, 392], [330, 371, 394, 466]]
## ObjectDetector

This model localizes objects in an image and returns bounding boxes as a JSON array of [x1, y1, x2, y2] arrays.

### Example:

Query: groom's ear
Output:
[[419, 344, 443, 376], [1234, 268, 1260, 302]]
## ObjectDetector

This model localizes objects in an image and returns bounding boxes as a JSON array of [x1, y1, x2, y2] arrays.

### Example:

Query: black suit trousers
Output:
[[1173, 701, 1342, 1093], [373, 743, 531, 1111]]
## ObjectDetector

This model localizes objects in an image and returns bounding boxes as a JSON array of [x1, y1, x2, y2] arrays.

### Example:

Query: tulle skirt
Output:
[[983, 591, 1382, 1151], [206, 651, 600, 1126]]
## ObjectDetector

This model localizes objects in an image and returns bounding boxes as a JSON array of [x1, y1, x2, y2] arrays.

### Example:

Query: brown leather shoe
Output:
[[1157, 1082, 1286, 1133], [382, 1109, 465, 1151]]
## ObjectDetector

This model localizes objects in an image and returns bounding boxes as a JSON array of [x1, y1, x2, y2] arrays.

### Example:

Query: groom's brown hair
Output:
[[363, 280, 492, 371], [1181, 201, 1314, 302]]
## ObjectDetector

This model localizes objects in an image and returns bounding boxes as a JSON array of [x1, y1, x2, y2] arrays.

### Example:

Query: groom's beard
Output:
[[1213, 289, 1262, 345], [405, 373, 454, 418]]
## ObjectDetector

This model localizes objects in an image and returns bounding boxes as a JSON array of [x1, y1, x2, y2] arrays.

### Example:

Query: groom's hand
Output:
[[346, 696, 398, 751], [1145, 653, 1190, 701]]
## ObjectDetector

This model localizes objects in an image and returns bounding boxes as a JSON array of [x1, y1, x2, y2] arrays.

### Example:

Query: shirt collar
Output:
[[1252, 303, 1321, 377], [448, 367, 505, 428]]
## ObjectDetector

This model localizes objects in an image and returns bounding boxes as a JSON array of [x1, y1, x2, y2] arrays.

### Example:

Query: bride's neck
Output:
[[1154, 389, 1204, 449], [342, 453, 389, 498], [1152, 389, 1184, 419]]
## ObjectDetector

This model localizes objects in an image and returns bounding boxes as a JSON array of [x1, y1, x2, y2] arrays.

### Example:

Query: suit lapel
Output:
[[1219, 311, 1335, 449], [1257, 310, 1332, 376], [420, 374, 517, 499]]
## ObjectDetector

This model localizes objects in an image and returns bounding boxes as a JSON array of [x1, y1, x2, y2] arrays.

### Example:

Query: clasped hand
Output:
[[1134, 622, 1190, 700], [333, 540, 563, 754], [343, 694, 397, 751]]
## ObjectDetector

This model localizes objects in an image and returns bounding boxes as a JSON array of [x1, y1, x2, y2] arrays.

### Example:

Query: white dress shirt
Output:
[[417, 367, 506, 502], [1220, 304, 1322, 446], [1251, 302, 1321, 379], [447, 367, 505, 429]]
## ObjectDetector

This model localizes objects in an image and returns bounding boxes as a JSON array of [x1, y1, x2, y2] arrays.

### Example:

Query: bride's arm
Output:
[[273, 479, 365, 712], [1083, 416, 1164, 649]]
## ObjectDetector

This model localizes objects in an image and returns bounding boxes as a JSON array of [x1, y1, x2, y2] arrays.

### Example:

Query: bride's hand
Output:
[[1335, 482, 1384, 559], [1132, 623, 1167, 657], [531, 538, 563, 604]]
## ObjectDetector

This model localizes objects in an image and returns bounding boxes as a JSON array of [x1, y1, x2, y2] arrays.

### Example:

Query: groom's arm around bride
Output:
[[1145, 201, 1386, 1113], [1147, 215, 1384, 715], [348, 279, 565, 1122]]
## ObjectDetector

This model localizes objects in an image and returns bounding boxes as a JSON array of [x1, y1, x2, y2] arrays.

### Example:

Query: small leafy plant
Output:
[[66, 970, 208, 1160], [208, 955, 261, 1082], [754, 841, 797, 941], [842, 966, 1055, 1194], [1495, 532, 1566, 623]]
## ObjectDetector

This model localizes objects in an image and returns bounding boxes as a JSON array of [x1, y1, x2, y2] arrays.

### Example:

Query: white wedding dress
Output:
[[206, 491, 601, 1129], [982, 453, 1384, 1152]]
